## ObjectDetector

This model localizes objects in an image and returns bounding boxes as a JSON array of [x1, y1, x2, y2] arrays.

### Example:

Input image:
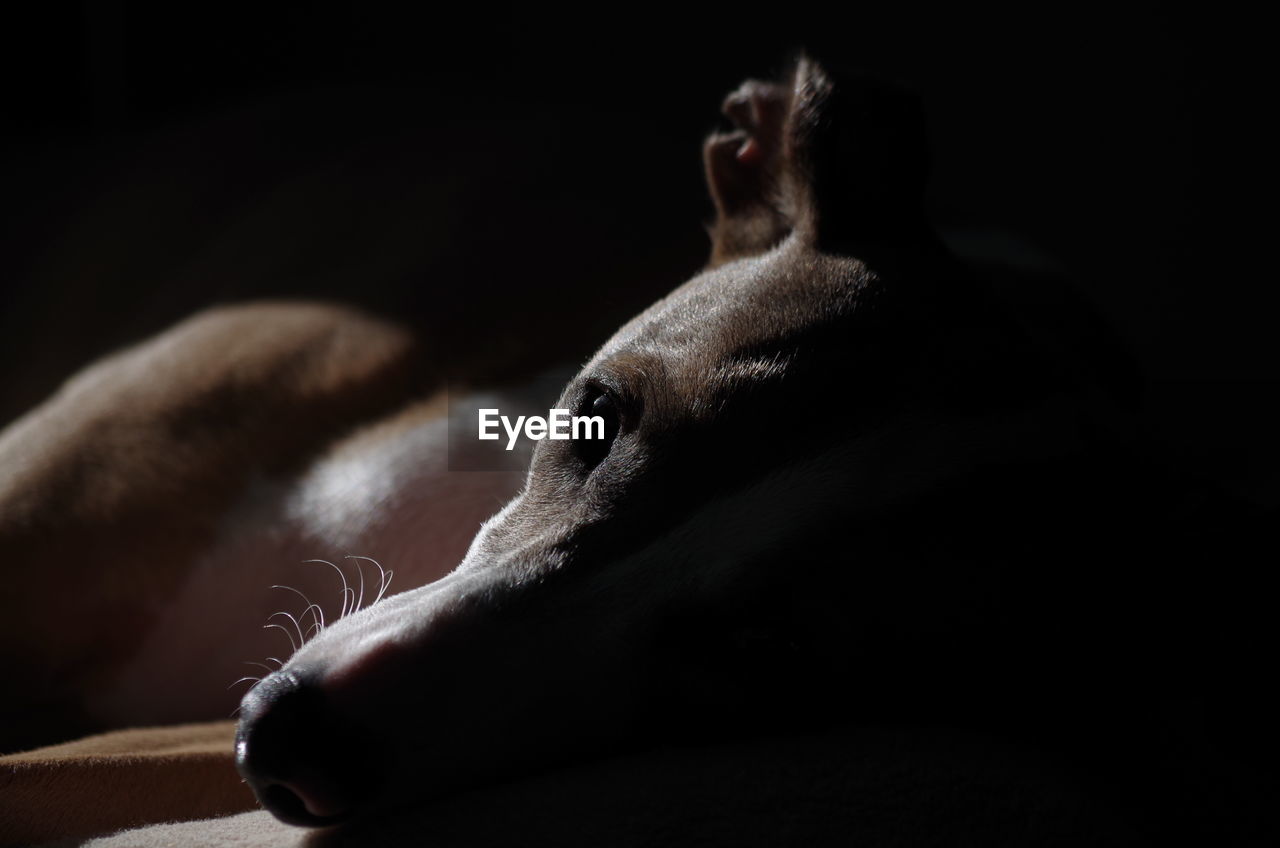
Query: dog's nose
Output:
[[235, 670, 371, 826]]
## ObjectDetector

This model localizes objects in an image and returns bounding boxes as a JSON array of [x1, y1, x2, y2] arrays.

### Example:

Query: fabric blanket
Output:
[[1, 721, 1145, 847], [0, 722, 255, 847]]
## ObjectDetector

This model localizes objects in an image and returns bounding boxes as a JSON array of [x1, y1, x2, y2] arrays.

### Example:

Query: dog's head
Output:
[[237, 58, 1116, 825]]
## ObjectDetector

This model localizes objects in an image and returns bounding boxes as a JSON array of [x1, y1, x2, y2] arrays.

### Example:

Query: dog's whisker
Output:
[[263, 622, 300, 654], [345, 555, 367, 613], [358, 560, 366, 612], [244, 661, 274, 674], [346, 555, 392, 606], [304, 558, 352, 620], [228, 676, 261, 691], [347, 555, 393, 608], [375, 569, 394, 605], [265, 657, 284, 668], [267, 611, 306, 649], [271, 585, 326, 635]]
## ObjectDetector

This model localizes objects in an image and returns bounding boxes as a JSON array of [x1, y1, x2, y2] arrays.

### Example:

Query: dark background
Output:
[[0, 4, 1269, 499]]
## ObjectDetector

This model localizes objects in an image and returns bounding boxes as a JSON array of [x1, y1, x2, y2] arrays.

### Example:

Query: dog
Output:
[[227, 57, 1191, 833]]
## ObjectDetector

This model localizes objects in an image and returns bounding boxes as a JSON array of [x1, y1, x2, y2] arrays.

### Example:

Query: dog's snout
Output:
[[236, 670, 372, 827]]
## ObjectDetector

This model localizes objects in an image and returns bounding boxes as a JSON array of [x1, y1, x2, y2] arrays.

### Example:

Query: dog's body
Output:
[[1, 58, 1266, 846], [0, 301, 553, 741]]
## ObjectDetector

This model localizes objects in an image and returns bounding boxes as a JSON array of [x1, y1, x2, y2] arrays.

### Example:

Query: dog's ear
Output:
[[704, 76, 793, 266], [787, 57, 931, 252], [704, 56, 930, 266]]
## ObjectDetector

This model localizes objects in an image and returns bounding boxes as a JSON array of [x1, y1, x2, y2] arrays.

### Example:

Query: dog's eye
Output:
[[575, 387, 621, 468]]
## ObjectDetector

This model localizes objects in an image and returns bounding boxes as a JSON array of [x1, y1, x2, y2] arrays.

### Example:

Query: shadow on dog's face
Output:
[[236, 58, 1102, 826]]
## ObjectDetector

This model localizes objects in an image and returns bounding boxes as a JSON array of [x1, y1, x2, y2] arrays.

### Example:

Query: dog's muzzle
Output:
[[235, 669, 375, 826]]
